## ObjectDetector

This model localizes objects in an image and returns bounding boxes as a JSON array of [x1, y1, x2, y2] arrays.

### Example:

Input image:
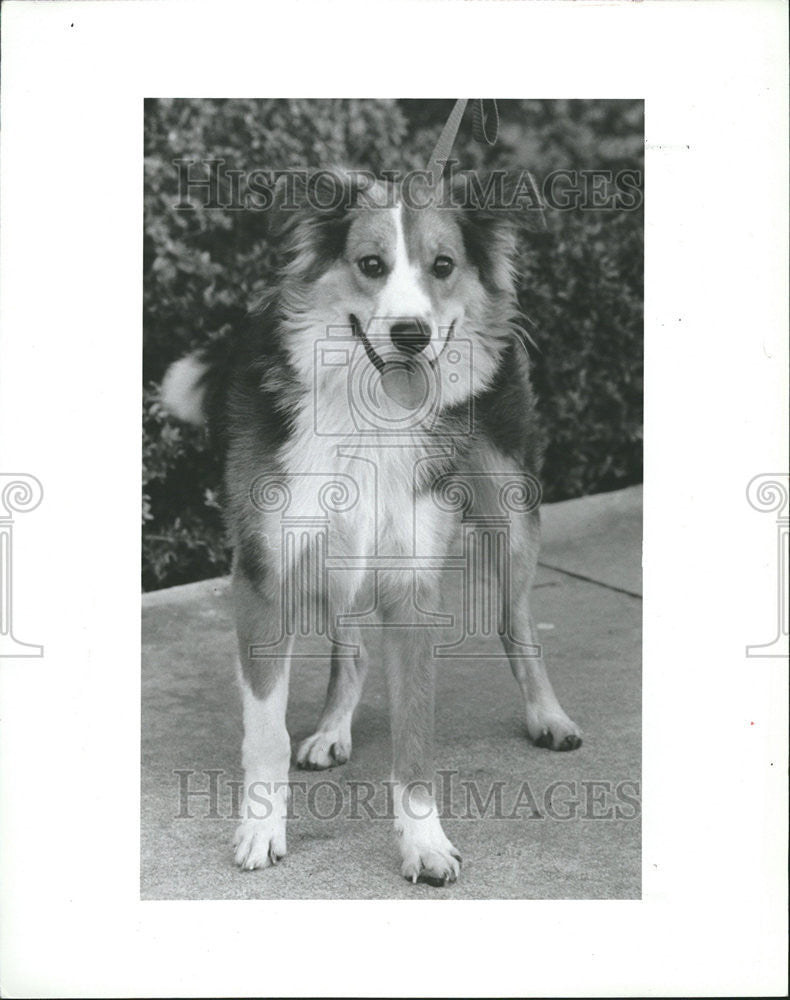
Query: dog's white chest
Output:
[[276, 418, 440, 570], [267, 409, 452, 607], [287, 437, 417, 558]]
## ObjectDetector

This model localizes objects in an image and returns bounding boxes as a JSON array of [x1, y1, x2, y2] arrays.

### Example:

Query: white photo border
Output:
[[0, 1, 787, 997]]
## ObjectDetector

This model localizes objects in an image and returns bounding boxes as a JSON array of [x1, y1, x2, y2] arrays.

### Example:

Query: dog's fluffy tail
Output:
[[160, 352, 212, 425]]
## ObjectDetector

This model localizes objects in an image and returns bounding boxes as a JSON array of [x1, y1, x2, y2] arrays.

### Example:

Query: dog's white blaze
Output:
[[374, 205, 431, 335], [374, 203, 459, 354]]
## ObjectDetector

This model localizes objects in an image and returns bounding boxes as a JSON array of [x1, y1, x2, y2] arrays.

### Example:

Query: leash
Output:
[[426, 99, 499, 186]]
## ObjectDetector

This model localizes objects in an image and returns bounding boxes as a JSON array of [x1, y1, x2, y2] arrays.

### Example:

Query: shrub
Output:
[[143, 98, 643, 590]]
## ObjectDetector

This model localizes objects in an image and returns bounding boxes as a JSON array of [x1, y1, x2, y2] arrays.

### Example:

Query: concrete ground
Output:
[[141, 485, 641, 899]]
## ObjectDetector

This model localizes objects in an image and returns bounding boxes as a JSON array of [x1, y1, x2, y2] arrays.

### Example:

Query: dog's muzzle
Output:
[[390, 318, 431, 355], [350, 314, 455, 411]]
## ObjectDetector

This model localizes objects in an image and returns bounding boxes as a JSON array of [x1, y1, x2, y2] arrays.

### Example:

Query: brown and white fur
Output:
[[161, 170, 582, 886]]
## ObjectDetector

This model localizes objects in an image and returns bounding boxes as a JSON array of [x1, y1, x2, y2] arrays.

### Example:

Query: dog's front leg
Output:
[[296, 628, 369, 770], [381, 574, 461, 886], [232, 569, 292, 870]]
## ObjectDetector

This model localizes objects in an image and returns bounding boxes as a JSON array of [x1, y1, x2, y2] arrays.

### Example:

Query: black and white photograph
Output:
[[142, 97, 644, 898], [0, 1, 786, 997]]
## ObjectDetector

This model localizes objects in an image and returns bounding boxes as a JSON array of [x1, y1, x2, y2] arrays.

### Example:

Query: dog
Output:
[[160, 167, 582, 886]]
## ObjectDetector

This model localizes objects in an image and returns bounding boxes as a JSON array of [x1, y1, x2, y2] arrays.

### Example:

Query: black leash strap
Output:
[[472, 98, 499, 146], [426, 99, 499, 185]]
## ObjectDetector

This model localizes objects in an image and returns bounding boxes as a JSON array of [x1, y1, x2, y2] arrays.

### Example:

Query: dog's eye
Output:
[[432, 255, 454, 279], [358, 255, 385, 278]]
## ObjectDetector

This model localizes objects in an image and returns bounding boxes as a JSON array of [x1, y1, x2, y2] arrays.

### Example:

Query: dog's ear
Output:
[[444, 170, 546, 293], [267, 168, 375, 277], [267, 168, 373, 239], [445, 169, 547, 233]]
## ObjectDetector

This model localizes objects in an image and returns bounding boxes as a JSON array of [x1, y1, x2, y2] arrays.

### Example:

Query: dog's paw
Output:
[[394, 790, 461, 887], [401, 843, 462, 887], [233, 817, 286, 871], [296, 728, 351, 770], [526, 707, 582, 751]]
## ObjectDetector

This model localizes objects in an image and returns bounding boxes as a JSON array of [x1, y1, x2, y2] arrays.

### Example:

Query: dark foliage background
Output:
[[143, 98, 643, 591]]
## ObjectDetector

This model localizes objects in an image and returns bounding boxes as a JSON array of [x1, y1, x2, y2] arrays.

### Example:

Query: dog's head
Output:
[[270, 168, 544, 422]]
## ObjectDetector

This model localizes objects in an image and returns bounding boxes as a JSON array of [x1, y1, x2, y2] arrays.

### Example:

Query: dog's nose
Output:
[[390, 319, 431, 355]]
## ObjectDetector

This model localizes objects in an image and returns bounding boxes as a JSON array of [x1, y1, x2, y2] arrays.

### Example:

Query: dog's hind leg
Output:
[[500, 510, 583, 751], [232, 568, 293, 870], [296, 628, 369, 770]]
